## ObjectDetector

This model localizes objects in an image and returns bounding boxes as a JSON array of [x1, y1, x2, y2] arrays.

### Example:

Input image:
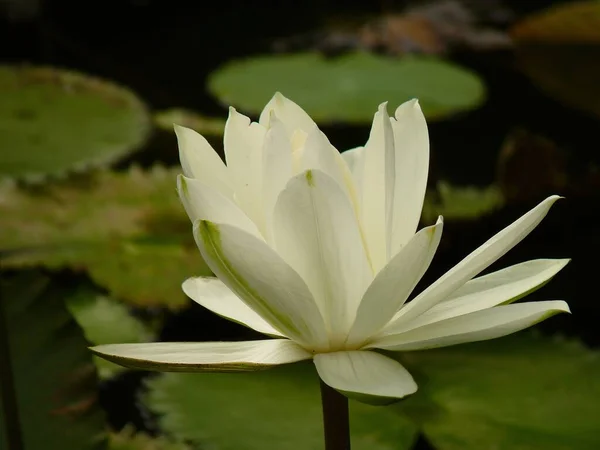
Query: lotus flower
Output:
[[92, 93, 569, 404]]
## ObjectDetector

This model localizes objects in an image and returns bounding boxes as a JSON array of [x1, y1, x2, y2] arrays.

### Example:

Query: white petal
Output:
[[369, 300, 570, 351], [262, 113, 293, 242], [314, 351, 417, 405], [341, 146, 367, 214], [273, 170, 372, 347], [361, 103, 396, 271], [174, 125, 233, 197], [259, 92, 316, 135], [182, 277, 284, 337], [390, 99, 430, 255], [91, 339, 310, 372], [387, 195, 562, 330], [223, 108, 267, 229], [346, 218, 443, 348], [177, 175, 261, 238], [194, 220, 328, 350], [406, 259, 570, 329], [341, 146, 364, 175]]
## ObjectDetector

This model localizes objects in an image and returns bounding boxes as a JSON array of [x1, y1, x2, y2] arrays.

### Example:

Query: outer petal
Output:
[[361, 103, 396, 271], [405, 259, 570, 329], [223, 108, 266, 229], [273, 170, 372, 347], [177, 175, 261, 238], [174, 125, 233, 197], [369, 300, 570, 351], [91, 339, 310, 372], [259, 92, 316, 135], [194, 220, 328, 350], [386, 195, 562, 330], [314, 351, 417, 405], [182, 277, 284, 337], [390, 99, 430, 255], [346, 217, 443, 348]]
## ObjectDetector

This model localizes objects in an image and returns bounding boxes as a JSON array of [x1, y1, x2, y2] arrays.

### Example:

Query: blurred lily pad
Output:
[[396, 333, 600, 450], [208, 52, 486, 123], [154, 109, 226, 136], [421, 181, 504, 223], [0, 166, 210, 308], [0, 65, 151, 182], [510, 1, 600, 118], [145, 362, 418, 450], [67, 294, 153, 378], [0, 270, 106, 450], [109, 427, 190, 450]]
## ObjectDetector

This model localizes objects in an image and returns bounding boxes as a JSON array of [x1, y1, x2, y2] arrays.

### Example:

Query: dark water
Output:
[[2, 0, 598, 447]]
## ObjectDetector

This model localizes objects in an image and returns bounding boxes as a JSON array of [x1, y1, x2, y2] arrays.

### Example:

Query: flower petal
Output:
[[369, 300, 570, 351], [386, 195, 562, 330], [259, 92, 316, 135], [313, 351, 417, 405], [174, 125, 233, 197], [182, 277, 284, 337], [405, 259, 570, 329], [177, 175, 261, 238], [194, 220, 328, 350], [361, 103, 396, 271], [223, 107, 266, 229], [273, 170, 372, 347], [91, 339, 310, 372], [390, 99, 430, 255], [346, 217, 443, 348]]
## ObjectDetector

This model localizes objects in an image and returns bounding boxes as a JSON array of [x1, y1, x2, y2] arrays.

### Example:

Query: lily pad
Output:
[[510, 2, 600, 118], [145, 362, 418, 450], [421, 181, 504, 223], [109, 427, 190, 450], [208, 52, 486, 123], [0, 166, 210, 308], [396, 333, 600, 450], [0, 270, 106, 450], [66, 294, 153, 378], [0, 65, 151, 182], [154, 109, 226, 137]]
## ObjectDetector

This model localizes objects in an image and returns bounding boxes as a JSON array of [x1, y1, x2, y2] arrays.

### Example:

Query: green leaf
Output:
[[208, 52, 486, 123], [109, 427, 190, 450], [0, 270, 106, 450], [511, 2, 600, 118], [66, 294, 153, 379], [421, 182, 504, 223], [154, 109, 226, 136], [0, 166, 210, 308], [145, 361, 418, 450], [0, 66, 151, 182], [396, 333, 600, 450]]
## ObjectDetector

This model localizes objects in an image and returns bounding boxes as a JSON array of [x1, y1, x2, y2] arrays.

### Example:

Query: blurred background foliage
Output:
[[1, 0, 599, 449]]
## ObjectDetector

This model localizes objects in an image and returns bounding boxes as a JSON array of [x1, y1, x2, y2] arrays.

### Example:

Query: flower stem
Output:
[[320, 379, 351, 450], [0, 279, 24, 450]]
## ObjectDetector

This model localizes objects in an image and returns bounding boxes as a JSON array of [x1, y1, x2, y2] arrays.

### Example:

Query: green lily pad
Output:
[[145, 362, 418, 450], [0, 166, 210, 308], [66, 294, 153, 378], [154, 109, 226, 137], [208, 52, 486, 123], [396, 333, 600, 450], [0, 65, 151, 182], [421, 181, 504, 223], [0, 270, 106, 450], [109, 427, 190, 450]]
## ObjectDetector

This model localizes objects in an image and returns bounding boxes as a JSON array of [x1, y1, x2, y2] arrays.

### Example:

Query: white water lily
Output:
[[92, 93, 570, 404]]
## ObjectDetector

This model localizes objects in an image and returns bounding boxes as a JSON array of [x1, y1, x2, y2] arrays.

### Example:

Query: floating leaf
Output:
[[421, 181, 504, 223], [510, 2, 600, 118], [0, 166, 210, 308], [154, 109, 226, 137], [0, 65, 151, 182], [145, 362, 418, 450], [396, 333, 600, 450], [208, 52, 485, 123], [109, 427, 190, 450], [67, 294, 153, 378], [0, 270, 106, 450]]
